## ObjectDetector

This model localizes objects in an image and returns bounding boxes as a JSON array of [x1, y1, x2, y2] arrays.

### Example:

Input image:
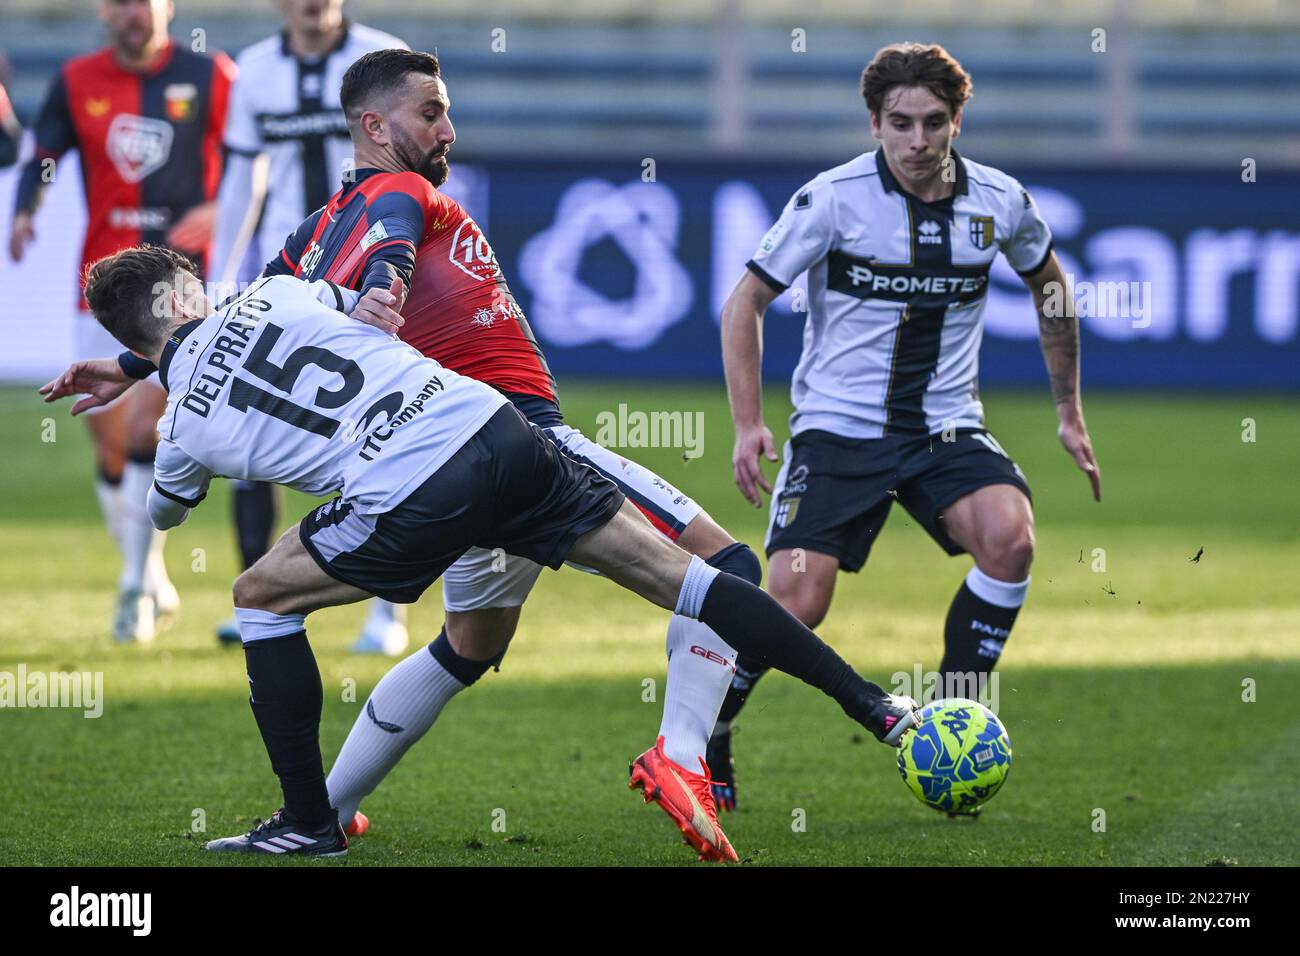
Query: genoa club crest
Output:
[[969, 216, 994, 250]]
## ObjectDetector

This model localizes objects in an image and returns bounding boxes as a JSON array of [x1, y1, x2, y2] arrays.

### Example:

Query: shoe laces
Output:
[[689, 759, 722, 823]]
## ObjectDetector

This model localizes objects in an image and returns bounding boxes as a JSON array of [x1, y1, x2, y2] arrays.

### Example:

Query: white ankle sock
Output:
[[94, 477, 124, 553], [119, 462, 163, 594]]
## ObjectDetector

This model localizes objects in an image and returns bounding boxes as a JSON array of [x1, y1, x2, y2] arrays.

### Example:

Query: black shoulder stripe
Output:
[[325, 280, 346, 313]]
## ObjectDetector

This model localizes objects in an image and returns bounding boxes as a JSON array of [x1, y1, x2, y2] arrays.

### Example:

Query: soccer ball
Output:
[[897, 698, 1012, 815]]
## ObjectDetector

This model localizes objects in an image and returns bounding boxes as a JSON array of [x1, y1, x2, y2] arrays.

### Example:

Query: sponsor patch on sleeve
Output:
[[360, 220, 390, 252]]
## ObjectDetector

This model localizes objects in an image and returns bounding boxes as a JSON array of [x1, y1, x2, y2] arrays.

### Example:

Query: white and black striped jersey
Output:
[[747, 149, 1052, 439], [151, 275, 507, 519], [213, 21, 407, 283]]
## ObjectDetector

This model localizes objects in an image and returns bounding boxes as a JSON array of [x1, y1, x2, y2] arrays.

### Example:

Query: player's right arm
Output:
[[721, 270, 781, 507], [148, 438, 212, 530], [722, 178, 834, 506], [10, 70, 76, 261], [39, 354, 149, 415], [212, 60, 267, 290]]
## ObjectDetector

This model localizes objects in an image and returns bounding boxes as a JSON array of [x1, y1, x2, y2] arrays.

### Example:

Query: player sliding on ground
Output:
[[44, 246, 919, 861]]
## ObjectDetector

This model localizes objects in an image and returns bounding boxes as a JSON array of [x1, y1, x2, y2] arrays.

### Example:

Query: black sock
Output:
[[243, 631, 333, 827], [938, 580, 1022, 697], [697, 573, 883, 729], [428, 627, 501, 683], [715, 655, 769, 724], [234, 481, 278, 571], [702, 543, 770, 726]]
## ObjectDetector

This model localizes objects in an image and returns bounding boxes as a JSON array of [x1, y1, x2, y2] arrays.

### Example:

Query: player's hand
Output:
[[166, 201, 216, 254], [38, 357, 134, 416], [733, 421, 778, 508], [9, 210, 34, 262], [352, 276, 406, 336], [1057, 400, 1101, 502]]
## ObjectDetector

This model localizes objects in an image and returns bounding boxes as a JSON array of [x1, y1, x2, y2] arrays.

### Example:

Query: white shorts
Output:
[[440, 422, 704, 612], [74, 312, 162, 414]]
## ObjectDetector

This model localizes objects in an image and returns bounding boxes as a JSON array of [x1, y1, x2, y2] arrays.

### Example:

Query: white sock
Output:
[[327, 645, 465, 826], [119, 461, 164, 594], [94, 477, 124, 553], [658, 614, 737, 769], [363, 598, 406, 632]]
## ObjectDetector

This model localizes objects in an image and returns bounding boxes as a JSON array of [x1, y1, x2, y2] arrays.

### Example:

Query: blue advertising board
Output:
[[451, 157, 1300, 390]]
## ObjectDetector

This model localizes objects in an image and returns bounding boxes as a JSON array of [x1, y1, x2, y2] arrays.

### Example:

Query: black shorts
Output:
[[764, 428, 1032, 572], [300, 404, 625, 603]]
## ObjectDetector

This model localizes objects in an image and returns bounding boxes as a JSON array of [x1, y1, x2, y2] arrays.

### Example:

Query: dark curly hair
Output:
[[861, 42, 972, 120]]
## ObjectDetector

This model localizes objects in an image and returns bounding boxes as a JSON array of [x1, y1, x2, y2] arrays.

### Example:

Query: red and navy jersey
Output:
[[0, 81, 20, 168], [14, 40, 235, 305], [265, 167, 560, 421]]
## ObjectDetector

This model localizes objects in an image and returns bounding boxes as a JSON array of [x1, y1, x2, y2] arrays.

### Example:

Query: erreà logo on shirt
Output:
[[106, 114, 174, 184], [917, 219, 944, 245]]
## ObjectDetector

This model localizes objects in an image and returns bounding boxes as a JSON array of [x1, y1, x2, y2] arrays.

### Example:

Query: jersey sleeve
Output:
[[13, 70, 76, 216], [745, 179, 835, 293], [306, 278, 362, 314], [149, 437, 212, 529], [222, 53, 261, 157], [1001, 179, 1054, 276], [213, 151, 266, 286], [353, 172, 435, 296]]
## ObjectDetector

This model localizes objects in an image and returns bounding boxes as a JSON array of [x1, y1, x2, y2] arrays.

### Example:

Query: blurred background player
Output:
[[0, 74, 21, 168], [7, 0, 233, 642], [710, 42, 1102, 811], [209, 0, 408, 652]]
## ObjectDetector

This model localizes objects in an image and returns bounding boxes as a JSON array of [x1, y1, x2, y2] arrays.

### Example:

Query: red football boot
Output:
[[629, 736, 739, 863]]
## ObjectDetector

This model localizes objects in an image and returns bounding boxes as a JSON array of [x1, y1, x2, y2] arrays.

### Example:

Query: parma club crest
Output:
[[774, 494, 801, 528], [969, 215, 994, 250]]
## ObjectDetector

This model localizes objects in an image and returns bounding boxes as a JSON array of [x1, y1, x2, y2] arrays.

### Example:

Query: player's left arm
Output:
[[1000, 179, 1100, 502], [149, 438, 212, 530], [1021, 251, 1102, 502]]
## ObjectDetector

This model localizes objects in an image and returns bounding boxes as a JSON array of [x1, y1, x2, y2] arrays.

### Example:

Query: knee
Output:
[[445, 608, 517, 660], [232, 568, 268, 610], [768, 566, 832, 629], [978, 522, 1035, 579], [705, 542, 762, 586]]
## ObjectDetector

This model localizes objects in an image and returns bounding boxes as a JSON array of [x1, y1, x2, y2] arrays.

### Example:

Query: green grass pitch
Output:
[[0, 382, 1296, 866]]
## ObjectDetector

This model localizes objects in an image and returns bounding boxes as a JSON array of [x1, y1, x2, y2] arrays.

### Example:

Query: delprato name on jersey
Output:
[[152, 275, 506, 515], [747, 148, 1053, 440]]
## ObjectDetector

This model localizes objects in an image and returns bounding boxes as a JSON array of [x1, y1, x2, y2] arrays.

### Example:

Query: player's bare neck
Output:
[[885, 156, 953, 205], [289, 25, 345, 61]]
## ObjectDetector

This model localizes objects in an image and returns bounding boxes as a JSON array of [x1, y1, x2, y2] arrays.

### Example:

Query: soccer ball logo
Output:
[[897, 698, 1012, 815]]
